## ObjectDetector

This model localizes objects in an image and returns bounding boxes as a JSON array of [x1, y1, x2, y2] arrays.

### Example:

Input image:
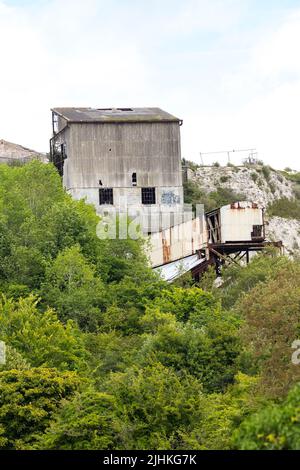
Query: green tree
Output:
[[0, 345, 31, 371], [181, 373, 260, 450], [103, 363, 205, 450], [0, 295, 87, 371], [219, 250, 289, 309], [138, 309, 240, 393], [237, 262, 300, 398], [85, 331, 143, 382], [0, 161, 155, 296], [149, 286, 221, 324], [100, 274, 168, 335], [234, 383, 300, 450], [0, 368, 80, 449], [34, 389, 118, 450], [41, 245, 107, 331]]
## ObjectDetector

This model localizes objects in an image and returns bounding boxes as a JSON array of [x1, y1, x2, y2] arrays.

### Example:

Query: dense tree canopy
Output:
[[0, 161, 299, 450]]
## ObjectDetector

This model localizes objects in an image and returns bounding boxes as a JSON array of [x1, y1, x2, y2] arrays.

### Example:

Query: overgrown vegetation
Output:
[[267, 197, 300, 220], [250, 171, 258, 183], [182, 158, 199, 172], [261, 165, 272, 181], [0, 161, 300, 449], [183, 180, 246, 212], [281, 170, 300, 184]]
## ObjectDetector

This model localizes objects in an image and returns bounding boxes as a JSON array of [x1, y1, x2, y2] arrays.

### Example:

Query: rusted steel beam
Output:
[[209, 246, 241, 267]]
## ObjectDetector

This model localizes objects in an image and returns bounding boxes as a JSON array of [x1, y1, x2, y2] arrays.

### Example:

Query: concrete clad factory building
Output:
[[50, 106, 282, 280], [50, 107, 184, 231]]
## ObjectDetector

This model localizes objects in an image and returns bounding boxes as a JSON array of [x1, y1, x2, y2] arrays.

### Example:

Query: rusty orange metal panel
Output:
[[162, 238, 171, 263]]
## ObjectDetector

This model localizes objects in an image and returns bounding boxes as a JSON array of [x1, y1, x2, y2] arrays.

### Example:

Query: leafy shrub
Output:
[[268, 182, 276, 194], [139, 288, 241, 392], [220, 251, 289, 309], [183, 181, 246, 212], [103, 363, 205, 450], [0, 346, 31, 371], [277, 174, 284, 183], [267, 197, 300, 220], [234, 383, 300, 449], [281, 171, 300, 184], [251, 172, 258, 183], [41, 245, 107, 331], [182, 158, 199, 172], [0, 295, 87, 370], [148, 286, 221, 323], [237, 262, 300, 398], [261, 165, 271, 181], [220, 175, 230, 183], [34, 389, 118, 450], [0, 368, 80, 449]]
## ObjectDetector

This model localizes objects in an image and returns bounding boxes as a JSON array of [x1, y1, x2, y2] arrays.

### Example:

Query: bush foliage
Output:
[[0, 161, 299, 449]]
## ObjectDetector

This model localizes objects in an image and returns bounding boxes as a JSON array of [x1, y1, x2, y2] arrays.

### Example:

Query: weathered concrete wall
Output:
[[68, 186, 183, 213], [62, 121, 183, 226], [65, 121, 182, 187]]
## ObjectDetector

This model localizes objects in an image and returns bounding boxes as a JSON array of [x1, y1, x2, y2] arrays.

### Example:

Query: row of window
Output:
[[99, 187, 156, 205]]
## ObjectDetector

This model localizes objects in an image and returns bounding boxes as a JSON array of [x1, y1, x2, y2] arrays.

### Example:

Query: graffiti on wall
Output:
[[161, 191, 180, 205]]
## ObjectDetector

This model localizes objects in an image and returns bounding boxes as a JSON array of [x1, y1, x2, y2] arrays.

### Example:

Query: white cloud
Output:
[[203, 7, 300, 169], [0, 0, 300, 170], [165, 0, 246, 35], [0, 0, 150, 151]]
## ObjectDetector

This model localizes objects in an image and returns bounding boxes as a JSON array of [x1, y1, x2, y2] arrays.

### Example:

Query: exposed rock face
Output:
[[190, 165, 294, 206], [0, 139, 47, 164], [188, 165, 300, 254], [266, 216, 300, 255]]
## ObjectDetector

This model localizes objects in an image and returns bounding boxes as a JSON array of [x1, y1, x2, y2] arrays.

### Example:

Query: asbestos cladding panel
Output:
[[220, 204, 264, 243], [66, 122, 181, 189], [149, 216, 206, 267]]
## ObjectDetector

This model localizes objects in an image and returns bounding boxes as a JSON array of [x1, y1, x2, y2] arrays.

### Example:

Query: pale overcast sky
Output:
[[1, 0, 300, 168]]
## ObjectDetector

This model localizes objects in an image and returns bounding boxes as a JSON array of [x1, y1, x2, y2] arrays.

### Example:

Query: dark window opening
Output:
[[132, 172, 137, 186], [99, 188, 114, 205], [61, 143, 67, 160], [142, 187, 156, 205], [118, 108, 133, 111], [251, 225, 263, 240]]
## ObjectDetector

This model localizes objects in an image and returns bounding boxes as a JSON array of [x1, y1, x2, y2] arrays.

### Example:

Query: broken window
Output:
[[99, 188, 114, 205], [142, 187, 156, 205], [251, 225, 263, 240], [132, 172, 137, 186], [61, 143, 67, 160]]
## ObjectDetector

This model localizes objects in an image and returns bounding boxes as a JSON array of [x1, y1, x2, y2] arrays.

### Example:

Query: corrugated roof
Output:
[[154, 254, 206, 283], [51, 107, 181, 123]]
